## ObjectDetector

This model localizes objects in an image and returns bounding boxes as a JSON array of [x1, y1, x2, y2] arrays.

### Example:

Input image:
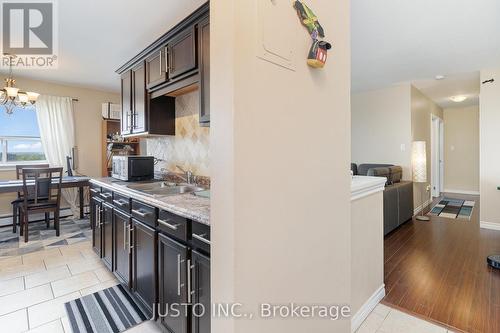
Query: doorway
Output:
[[431, 115, 444, 197]]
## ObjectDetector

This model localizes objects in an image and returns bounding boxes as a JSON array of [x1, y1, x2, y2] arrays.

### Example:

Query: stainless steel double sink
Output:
[[121, 181, 205, 197]]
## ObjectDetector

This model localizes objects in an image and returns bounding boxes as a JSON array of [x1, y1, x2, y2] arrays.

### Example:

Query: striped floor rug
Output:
[[428, 198, 475, 220], [64, 284, 149, 333]]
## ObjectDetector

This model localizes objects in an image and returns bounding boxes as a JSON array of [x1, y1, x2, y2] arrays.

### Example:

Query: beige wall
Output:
[[480, 69, 500, 226], [410, 86, 443, 208], [146, 90, 210, 177], [0, 76, 119, 216], [443, 106, 479, 193], [211, 0, 351, 331], [351, 84, 413, 179], [351, 191, 384, 318]]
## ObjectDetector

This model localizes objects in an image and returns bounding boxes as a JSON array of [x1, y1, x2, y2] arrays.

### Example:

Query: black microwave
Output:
[[112, 156, 155, 181]]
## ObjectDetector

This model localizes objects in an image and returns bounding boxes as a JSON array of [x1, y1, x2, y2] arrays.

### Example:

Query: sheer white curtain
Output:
[[36, 95, 79, 216]]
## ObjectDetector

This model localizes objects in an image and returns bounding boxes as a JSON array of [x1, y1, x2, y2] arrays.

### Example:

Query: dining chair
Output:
[[19, 167, 63, 243], [12, 164, 49, 233]]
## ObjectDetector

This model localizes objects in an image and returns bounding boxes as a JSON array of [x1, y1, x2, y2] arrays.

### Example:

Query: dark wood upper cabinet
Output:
[[132, 63, 147, 134], [146, 49, 167, 89], [198, 17, 210, 125], [118, 4, 210, 136], [120, 71, 132, 135], [168, 26, 197, 80]]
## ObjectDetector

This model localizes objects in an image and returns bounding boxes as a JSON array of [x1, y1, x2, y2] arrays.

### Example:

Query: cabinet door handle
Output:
[[192, 233, 210, 245], [158, 218, 180, 231], [96, 207, 102, 228], [113, 199, 127, 207], [177, 254, 182, 296], [128, 227, 135, 252], [159, 51, 163, 75], [169, 47, 174, 72], [132, 209, 150, 218], [129, 227, 134, 253], [124, 223, 128, 251], [95, 207, 99, 229], [187, 259, 194, 304]]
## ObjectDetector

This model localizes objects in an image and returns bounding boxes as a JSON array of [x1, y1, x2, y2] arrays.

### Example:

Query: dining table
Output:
[[0, 176, 91, 219]]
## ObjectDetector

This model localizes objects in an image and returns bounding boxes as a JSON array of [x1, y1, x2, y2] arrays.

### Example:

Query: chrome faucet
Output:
[[176, 165, 194, 184]]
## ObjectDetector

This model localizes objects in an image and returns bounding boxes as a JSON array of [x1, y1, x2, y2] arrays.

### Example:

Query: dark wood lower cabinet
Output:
[[113, 209, 131, 286], [102, 203, 113, 269], [91, 197, 102, 257], [191, 251, 210, 333], [158, 233, 188, 333], [132, 219, 156, 317], [91, 183, 211, 333]]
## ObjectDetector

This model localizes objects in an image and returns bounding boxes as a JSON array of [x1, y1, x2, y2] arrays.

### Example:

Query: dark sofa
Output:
[[352, 163, 414, 235]]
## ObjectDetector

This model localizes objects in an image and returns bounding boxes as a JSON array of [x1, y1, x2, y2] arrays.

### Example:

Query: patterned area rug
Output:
[[65, 284, 149, 333], [428, 198, 475, 220], [0, 217, 91, 257]]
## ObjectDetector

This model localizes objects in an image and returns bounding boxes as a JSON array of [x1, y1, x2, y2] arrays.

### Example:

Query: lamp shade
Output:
[[412, 141, 427, 183]]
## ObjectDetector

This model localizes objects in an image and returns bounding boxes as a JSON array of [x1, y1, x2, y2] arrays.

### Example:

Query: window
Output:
[[0, 106, 46, 165]]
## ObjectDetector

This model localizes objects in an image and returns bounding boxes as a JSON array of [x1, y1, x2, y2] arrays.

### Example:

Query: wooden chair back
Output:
[[15, 164, 50, 180], [15, 164, 50, 198], [21, 167, 63, 207]]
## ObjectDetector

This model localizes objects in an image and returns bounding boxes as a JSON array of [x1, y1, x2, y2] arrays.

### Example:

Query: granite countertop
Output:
[[90, 178, 210, 226]]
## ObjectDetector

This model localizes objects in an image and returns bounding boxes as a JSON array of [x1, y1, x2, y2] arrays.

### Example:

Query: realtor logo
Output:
[[1, 0, 58, 68]]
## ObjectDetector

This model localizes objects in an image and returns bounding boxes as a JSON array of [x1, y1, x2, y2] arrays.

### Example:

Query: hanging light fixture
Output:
[[0, 54, 39, 114]]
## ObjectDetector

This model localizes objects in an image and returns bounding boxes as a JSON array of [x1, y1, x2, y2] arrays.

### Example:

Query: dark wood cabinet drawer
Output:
[[131, 200, 157, 227], [158, 210, 188, 242], [191, 221, 210, 254], [90, 184, 101, 197], [100, 188, 113, 203], [113, 192, 131, 213]]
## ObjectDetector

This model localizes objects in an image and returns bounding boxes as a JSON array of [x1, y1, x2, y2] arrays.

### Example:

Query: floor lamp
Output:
[[412, 141, 430, 221]]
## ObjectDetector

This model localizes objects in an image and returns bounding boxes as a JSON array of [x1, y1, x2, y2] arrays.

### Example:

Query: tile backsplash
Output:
[[146, 91, 210, 177]]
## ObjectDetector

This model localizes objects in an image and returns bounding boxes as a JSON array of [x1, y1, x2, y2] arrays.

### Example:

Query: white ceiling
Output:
[[0, 0, 206, 93], [352, 0, 500, 93], [412, 72, 480, 109]]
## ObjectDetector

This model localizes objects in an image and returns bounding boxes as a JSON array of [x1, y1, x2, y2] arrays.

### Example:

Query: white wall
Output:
[[480, 69, 500, 227], [351, 84, 412, 179], [351, 191, 384, 327], [443, 106, 479, 193], [211, 0, 352, 332]]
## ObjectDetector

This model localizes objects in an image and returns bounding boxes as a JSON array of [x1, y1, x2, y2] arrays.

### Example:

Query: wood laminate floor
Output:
[[383, 193, 500, 333]]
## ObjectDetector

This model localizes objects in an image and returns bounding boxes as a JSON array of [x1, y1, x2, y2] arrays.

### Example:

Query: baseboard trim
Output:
[[351, 284, 385, 332], [443, 189, 480, 195], [413, 199, 432, 216], [480, 221, 500, 231]]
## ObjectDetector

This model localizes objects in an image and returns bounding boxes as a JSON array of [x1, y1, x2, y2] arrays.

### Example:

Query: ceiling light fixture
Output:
[[450, 95, 467, 103], [435, 75, 445, 80], [0, 54, 39, 115]]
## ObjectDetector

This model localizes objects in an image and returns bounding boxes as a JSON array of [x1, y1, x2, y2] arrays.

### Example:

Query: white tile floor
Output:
[[0, 240, 122, 332], [356, 303, 457, 333], [0, 239, 165, 333]]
